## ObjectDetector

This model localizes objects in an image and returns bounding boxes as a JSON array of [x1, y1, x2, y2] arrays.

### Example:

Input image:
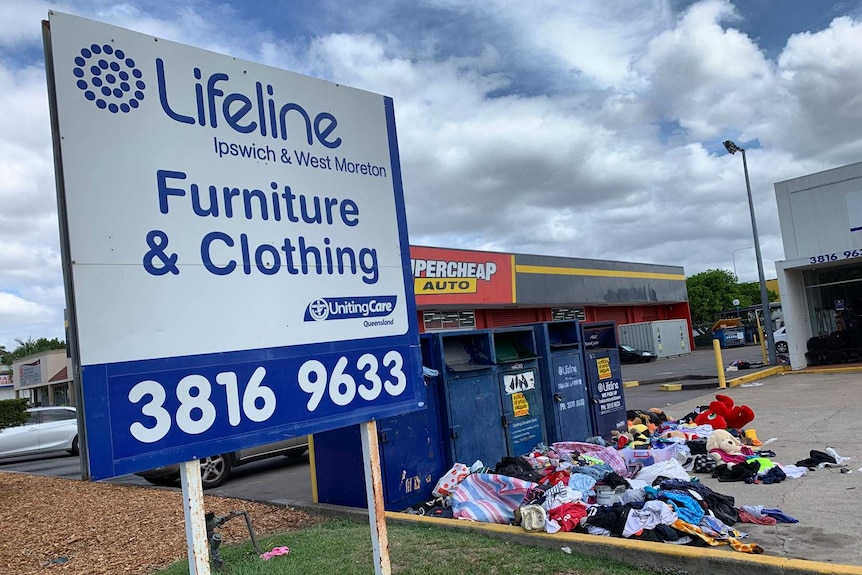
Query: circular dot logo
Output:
[[308, 299, 330, 321], [72, 43, 145, 114]]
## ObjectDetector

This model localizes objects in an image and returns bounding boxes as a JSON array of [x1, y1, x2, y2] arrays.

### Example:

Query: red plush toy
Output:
[[694, 394, 754, 430]]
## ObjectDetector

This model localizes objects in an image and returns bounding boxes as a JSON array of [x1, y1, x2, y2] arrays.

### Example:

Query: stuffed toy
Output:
[[611, 423, 651, 449], [660, 429, 699, 442], [626, 408, 672, 430], [693, 394, 754, 430], [706, 428, 755, 466]]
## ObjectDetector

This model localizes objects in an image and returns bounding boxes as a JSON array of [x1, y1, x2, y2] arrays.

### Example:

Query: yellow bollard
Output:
[[712, 338, 727, 389], [755, 315, 768, 364]]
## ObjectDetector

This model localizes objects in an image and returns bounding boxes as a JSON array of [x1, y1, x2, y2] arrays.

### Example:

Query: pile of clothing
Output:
[[416, 436, 808, 554]]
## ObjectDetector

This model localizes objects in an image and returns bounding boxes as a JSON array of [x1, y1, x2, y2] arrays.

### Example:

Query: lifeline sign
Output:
[[44, 12, 423, 480]]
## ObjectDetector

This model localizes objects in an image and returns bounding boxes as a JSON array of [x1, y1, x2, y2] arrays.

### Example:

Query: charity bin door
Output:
[[378, 377, 447, 509], [585, 349, 627, 437], [499, 364, 545, 456], [550, 351, 592, 442], [446, 372, 506, 467]]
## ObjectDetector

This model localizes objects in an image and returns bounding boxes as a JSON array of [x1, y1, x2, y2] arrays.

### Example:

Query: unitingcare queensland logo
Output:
[[304, 296, 397, 323]]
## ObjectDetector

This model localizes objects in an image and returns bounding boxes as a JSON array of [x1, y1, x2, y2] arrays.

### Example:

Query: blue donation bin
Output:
[[581, 321, 627, 438], [533, 320, 592, 444], [712, 318, 746, 348], [492, 327, 546, 456], [313, 334, 448, 511], [438, 330, 506, 467]]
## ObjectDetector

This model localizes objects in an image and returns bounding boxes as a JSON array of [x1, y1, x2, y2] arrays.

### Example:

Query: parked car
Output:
[[773, 326, 789, 354], [0, 406, 79, 459], [618, 344, 657, 363], [135, 435, 309, 489]]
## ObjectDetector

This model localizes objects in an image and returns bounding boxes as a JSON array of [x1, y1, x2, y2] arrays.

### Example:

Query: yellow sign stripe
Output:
[[515, 264, 685, 281], [510, 255, 517, 302]]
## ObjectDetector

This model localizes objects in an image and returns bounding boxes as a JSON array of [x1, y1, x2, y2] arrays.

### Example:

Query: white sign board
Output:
[[45, 11, 423, 479]]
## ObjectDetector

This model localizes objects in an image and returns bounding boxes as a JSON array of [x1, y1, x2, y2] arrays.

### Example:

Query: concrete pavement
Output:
[[655, 370, 862, 567], [298, 368, 862, 575]]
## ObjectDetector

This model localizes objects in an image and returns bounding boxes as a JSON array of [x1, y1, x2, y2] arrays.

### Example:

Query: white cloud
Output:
[[2, 0, 862, 346]]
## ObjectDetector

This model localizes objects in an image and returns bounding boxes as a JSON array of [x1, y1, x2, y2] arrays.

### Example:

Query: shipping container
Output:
[[618, 319, 691, 358]]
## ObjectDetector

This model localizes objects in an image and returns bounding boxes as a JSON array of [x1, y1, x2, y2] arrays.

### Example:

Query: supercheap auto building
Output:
[[409, 245, 693, 347]]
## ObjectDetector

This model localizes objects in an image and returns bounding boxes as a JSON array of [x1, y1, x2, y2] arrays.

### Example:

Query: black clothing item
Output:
[[686, 439, 708, 455], [795, 450, 837, 469], [712, 461, 759, 483], [494, 456, 542, 482], [601, 472, 630, 490], [631, 523, 687, 543], [582, 503, 629, 536]]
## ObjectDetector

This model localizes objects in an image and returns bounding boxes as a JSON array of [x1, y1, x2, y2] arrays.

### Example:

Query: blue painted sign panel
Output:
[[585, 349, 626, 437], [550, 352, 592, 442]]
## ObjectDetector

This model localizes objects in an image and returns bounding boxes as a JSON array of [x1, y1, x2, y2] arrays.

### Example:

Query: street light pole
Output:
[[731, 246, 753, 281], [724, 140, 776, 365]]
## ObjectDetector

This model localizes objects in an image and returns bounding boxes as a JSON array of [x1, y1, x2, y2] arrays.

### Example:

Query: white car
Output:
[[773, 326, 788, 354], [135, 436, 308, 489], [0, 406, 79, 459]]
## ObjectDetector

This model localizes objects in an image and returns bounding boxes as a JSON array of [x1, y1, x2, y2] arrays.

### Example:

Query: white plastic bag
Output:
[[633, 458, 690, 484]]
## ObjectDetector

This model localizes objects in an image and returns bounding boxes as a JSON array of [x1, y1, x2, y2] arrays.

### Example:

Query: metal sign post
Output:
[[360, 420, 391, 575], [179, 461, 211, 575]]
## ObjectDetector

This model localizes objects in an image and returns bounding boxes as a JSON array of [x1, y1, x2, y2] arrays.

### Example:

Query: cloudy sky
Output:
[[2, 0, 862, 349]]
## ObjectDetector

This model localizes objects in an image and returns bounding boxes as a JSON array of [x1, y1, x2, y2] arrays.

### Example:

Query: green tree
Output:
[[1, 337, 66, 366], [686, 269, 778, 330], [0, 398, 30, 431], [687, 269, 738, 327]]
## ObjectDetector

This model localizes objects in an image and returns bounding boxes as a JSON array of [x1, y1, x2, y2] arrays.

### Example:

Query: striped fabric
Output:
[[451, 473, 538, 524], [552, 441, 630, 477]]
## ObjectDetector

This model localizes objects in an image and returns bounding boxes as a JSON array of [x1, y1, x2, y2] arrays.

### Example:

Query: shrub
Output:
[[0, 398, 30, 431]]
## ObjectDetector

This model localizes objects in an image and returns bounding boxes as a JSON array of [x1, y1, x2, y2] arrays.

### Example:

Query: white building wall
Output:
[[775, 161, 862, 270], [776, 262, 811, 370], [775, 161, 862, 369]]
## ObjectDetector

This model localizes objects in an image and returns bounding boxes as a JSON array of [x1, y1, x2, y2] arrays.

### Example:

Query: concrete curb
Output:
[[791, 366, 862, 374], [623, 380, 639, 388], [726, 365, 789, 387], [389, 513, 862, 575]]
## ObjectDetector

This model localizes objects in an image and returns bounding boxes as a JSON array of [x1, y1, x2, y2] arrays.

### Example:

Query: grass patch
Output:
[[153, 518, 657, 575]]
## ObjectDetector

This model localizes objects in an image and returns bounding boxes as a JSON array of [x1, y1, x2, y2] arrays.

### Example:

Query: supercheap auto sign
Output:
[[410, 246, 514, 305], [45, 12, 422, 479]]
